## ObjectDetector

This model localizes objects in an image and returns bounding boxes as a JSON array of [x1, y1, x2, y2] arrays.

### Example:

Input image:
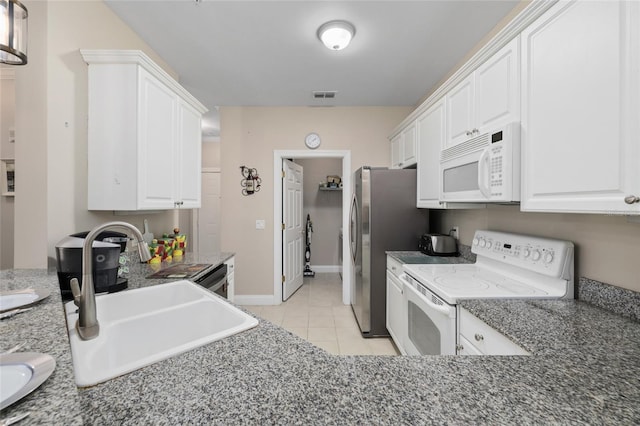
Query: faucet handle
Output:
[[70, 278, 82, 307]]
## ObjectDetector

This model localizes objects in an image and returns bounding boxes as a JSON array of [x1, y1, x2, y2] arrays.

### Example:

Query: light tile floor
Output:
[[243, 273, 400, 356]]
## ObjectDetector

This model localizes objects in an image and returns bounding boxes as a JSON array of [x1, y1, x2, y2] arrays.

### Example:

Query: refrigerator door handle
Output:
[[350, 193, 358, 263]]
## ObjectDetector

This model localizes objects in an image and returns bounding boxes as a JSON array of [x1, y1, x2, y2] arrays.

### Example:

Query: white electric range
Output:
[[400, 230, 574, 355]]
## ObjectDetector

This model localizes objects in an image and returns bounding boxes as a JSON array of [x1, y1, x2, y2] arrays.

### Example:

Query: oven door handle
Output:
[[401, 274, 455, 318], [208, 276, 227, 293]]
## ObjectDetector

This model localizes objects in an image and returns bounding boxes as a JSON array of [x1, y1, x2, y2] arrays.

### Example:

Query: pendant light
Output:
[[0, 0, 28, 65], [317, 20, 355, 51]]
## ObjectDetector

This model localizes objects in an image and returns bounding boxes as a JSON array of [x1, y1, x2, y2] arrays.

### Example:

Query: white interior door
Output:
[[282, 159, 304, 301], [196, 170, 221, 253]]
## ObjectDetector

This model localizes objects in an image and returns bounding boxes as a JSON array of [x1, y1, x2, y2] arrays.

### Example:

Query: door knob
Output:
[[624, 195, 640, 204]]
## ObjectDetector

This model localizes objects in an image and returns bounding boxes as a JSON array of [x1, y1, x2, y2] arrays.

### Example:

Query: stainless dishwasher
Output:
[[193, 263, 228, 298]]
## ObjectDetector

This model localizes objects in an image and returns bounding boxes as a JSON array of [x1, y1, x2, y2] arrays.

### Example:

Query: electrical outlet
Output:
[[256, 220, 266, 230], [451, 226, 460, 240]]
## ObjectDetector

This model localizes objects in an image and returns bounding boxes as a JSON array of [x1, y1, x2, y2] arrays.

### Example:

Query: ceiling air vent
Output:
[[313, 91, 337, 99]]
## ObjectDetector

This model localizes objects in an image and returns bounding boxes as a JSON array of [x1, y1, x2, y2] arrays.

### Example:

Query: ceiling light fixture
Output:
[[317, 20, 355, 51], [0, 0, 28, 65]]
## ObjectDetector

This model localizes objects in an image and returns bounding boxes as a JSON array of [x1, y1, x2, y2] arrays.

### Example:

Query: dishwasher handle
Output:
[[194, 263, 227, 291]]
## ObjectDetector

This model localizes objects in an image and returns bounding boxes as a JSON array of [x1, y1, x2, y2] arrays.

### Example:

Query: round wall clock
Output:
[[305, 132, 321, 149]]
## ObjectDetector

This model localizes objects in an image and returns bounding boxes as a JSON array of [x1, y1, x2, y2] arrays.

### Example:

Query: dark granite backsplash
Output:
[[577, 277, 640, 322], [457, 243, 476, 263]]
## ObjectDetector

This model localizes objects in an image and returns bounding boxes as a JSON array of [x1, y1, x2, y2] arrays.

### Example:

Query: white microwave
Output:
[[440, 122, 520, 203]]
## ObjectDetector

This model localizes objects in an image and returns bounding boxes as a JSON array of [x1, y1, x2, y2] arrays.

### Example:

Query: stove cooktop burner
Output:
[[403, 263, 553, 304]]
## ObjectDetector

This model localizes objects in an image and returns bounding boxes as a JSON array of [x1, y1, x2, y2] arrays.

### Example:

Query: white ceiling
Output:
[[105, 0, 520, 136]]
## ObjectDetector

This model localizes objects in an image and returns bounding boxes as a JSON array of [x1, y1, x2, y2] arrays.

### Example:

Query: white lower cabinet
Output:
[[386, 257, 406, 353], [458, 307, 528, 356], [520, 0, 640, 214], [225, 256, 235, 302]]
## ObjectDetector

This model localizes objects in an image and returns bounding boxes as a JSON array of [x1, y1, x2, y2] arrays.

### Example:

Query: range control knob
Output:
[[523, 248, 530, 258], [472, 238, 479, 246], [479, 238, 486, 248], [486, 241, 493, 249], [544, 252, 554, 264], [532, 250, 541, 261]]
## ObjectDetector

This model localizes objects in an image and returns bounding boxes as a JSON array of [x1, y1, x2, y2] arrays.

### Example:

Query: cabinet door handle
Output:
[[474, 333, 484, 342], [624, 195, 640, 204]]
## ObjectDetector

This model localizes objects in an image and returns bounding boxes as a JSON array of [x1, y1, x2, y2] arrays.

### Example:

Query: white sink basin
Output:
[[65, 280, 258, 387]]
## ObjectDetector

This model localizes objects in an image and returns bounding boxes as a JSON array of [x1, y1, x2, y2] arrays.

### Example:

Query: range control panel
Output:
[[471, 230, 574, 278]]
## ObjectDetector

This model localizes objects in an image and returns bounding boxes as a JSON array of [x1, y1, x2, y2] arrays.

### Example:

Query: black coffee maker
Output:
[[55, 231, 128, 301]]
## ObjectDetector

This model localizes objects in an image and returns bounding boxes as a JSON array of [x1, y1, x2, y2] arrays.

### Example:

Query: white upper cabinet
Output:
[[137, 68, 178, 209], [390, 133, 402, 169], [401, 122, 417, 167], [389, 121, 417, 169], [520, 0, 640, 214], [416, 98, 446, 208], [177, 99, 203, 209], [82, 50, 207, 211], [446, 36, 520, 149], [446, 75, 475, 148]]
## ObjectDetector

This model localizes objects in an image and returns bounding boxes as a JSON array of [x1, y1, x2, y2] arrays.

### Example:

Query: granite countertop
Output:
[[125, 251, 235, 290], [2, 252, 640, 424]]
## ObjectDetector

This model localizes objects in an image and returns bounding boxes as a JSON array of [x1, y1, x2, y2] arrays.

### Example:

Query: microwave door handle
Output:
[[477, 147, 491, 199]]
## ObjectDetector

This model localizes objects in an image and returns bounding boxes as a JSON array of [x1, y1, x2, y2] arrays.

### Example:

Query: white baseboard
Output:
[[310, 265, 341, 273], [234, 295, 278, 306]]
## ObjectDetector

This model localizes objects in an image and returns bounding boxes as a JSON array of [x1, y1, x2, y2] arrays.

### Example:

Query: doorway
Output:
[[273, 150, 351, 305]]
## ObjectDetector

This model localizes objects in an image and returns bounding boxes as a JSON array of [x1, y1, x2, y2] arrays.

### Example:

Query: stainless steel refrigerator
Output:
[[350, 166, 428, 337]]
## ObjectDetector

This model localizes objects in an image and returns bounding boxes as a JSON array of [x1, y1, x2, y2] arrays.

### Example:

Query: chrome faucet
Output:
[[69, 221, 152, 340]]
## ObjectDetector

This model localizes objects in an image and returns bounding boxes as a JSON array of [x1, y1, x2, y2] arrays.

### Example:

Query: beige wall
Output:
[[14, 0, 181, 268], [14, 0, 47, 268], [1, 71, 15, 269], [220, 106, 412, 296], [431, 207, 640, 292], [296, 158, 342, 267], [202, 140, 221, 168]]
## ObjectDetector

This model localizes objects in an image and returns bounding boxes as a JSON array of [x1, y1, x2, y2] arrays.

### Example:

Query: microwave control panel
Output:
[[489, 143, 505, 197]]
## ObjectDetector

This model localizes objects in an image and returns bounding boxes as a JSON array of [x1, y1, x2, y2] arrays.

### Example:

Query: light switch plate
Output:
[[256, 220, 266, 230]]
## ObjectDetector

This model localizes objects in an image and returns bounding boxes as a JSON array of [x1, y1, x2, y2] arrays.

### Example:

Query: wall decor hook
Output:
[[240, 165, 261, 196]]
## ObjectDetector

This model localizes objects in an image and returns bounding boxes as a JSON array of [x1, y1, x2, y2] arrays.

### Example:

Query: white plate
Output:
[[0, 352, 56, 410], [0, 289, 51, 313]]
